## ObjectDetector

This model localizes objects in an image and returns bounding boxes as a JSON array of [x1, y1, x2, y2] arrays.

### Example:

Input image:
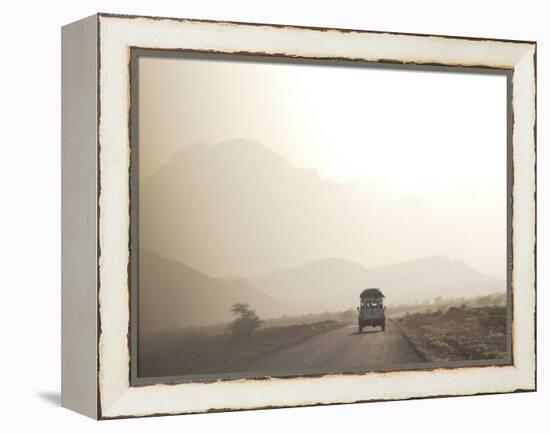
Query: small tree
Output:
[[228, 303, 263, 339]]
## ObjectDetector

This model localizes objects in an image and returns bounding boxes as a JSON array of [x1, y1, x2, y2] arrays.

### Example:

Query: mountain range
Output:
[[139, 139, 503, 279], [251, 254, 504, 313], [140, 250, 504, 334], [138, 139, 505, 334]]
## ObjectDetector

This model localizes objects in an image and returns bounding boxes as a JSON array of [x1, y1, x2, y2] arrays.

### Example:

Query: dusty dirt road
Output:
[[231, 320, 423, 374]]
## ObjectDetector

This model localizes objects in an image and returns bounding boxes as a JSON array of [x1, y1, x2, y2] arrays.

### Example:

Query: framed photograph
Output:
[[61, 13, 536, 419]]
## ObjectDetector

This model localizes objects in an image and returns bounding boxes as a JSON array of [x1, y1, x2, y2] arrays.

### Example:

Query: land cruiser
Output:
[[357, 288, 386, 333]]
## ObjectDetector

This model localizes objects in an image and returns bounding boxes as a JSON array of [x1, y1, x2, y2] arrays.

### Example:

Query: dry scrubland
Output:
[[395, 305, 508, 362], [140, 318, 350, 378], [139, 293, 508, 378]]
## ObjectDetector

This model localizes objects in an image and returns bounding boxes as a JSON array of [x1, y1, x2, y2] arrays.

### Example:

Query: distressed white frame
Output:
[[94, 14, 536, 419]]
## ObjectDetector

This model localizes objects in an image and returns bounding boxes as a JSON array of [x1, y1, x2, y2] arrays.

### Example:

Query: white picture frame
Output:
[[61, 13, 536, 419]]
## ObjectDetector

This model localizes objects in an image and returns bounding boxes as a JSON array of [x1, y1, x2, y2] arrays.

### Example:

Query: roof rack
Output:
[[360, 288, 385, 298]]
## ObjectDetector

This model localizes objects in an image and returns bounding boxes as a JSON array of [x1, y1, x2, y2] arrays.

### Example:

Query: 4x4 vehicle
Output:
[[357, 288, 386, 333]]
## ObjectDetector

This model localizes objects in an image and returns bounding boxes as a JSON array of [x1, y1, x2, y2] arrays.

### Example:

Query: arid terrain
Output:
[[395, 306, 508, 362], [139, 319, 349, 377], [139, 318, 424, 378], [139, 293, 509, 379]]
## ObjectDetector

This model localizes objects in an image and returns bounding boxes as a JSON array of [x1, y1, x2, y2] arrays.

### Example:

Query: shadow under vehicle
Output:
[[357, 288, 386, 333]]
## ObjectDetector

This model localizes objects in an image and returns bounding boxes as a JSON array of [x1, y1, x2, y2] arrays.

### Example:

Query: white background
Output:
[[0, 0, 546, 432]]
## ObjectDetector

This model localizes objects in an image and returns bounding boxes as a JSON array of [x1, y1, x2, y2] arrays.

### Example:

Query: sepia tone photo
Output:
[[132, 51, 511, 382]]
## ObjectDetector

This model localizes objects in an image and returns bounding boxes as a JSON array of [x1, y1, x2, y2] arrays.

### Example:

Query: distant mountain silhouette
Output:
[[139, 250, 287, 335], [140, 139, 465, 279], [251, 255, 505, 312]]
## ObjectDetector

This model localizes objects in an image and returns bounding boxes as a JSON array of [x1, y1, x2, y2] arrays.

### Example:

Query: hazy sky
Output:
[[138, 54, 507, 277]]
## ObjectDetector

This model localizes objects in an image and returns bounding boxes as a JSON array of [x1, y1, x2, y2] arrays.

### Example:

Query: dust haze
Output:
[[135, 53, 508, 378]]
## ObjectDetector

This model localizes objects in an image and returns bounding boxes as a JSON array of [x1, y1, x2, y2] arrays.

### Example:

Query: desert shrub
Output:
[[443, 306, 464, 321], [228, 303, 263, 339], [430, 339, 452, 352]]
